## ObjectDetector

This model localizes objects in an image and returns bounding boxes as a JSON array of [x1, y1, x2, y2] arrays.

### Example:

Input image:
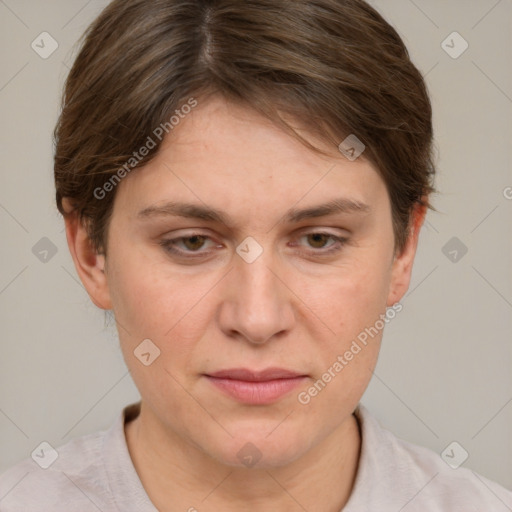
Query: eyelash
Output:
[[159, 231, 348, 259]]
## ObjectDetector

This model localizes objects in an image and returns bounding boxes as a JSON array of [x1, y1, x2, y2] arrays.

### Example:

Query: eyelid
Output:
[[159, 229, 349, 258], [291, 231, 348, 254], [159, 231, 220, 256]]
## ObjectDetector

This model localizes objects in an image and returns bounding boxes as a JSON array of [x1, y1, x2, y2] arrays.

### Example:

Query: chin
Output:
[[204, 427, 312, 470]]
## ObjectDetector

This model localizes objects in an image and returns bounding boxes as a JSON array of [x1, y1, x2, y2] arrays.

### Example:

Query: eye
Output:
[[294, 231, 348, 255], [303, 232, 336, 249], [159, 233, 219, 258], [159, 230, 348, 261]]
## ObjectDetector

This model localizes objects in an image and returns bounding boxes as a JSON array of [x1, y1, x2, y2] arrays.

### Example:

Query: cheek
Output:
[[107, 260, 214, 407], [319, 257, 393, 340], [313, 250, 394, 396], [300, 253, 392, 396], [296, 267, 389, 422], [107, 252, 221, 362]]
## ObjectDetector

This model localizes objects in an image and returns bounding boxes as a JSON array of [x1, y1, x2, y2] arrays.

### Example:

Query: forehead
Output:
[[114, 95, 389, 223], [161, 95, 350, 171]]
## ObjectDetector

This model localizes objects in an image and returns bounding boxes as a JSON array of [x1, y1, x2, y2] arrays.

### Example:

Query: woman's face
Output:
[[99, 95, 418, 468]]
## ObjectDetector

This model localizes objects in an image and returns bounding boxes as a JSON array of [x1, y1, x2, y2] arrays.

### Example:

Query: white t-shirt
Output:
[[1, 401, 511, 511]]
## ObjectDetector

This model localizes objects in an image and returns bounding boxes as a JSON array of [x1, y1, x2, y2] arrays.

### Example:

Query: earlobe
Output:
[[386, 202, 427, 307], [63, 206, 112, 310]]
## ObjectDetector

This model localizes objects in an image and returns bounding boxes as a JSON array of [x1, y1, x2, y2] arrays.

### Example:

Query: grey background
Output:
[[1, 0, 511, 492]]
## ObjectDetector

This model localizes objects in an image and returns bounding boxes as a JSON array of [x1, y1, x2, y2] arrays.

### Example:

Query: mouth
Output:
[[203, 368, 309, 405]]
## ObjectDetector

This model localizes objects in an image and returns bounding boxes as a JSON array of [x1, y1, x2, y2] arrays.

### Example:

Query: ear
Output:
[[386, 202, 427, 307], [63, 199, 112, 310]]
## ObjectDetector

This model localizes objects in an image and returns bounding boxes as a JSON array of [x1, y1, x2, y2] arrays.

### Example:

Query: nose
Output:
[[217, 250, 295, 345]]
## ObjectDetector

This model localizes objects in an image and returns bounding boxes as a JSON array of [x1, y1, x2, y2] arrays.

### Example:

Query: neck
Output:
[[125, 402, 361, 512]]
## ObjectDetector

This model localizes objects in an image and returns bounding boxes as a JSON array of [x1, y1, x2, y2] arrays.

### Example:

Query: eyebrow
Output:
[[137, 197, 371, 226]]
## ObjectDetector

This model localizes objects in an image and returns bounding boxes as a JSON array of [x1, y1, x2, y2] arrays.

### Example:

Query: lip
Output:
[[204, 368, 308, 405]]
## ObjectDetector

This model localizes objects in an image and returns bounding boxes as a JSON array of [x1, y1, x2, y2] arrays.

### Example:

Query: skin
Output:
[[64, 95, 426, 511]]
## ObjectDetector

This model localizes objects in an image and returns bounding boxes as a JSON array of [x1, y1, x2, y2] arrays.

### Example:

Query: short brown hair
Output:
[[54, 0, 436, 254]]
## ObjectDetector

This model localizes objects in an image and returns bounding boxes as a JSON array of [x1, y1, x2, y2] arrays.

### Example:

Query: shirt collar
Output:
[[102, 401, 158, 512], [106, 401, 390, 511]]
